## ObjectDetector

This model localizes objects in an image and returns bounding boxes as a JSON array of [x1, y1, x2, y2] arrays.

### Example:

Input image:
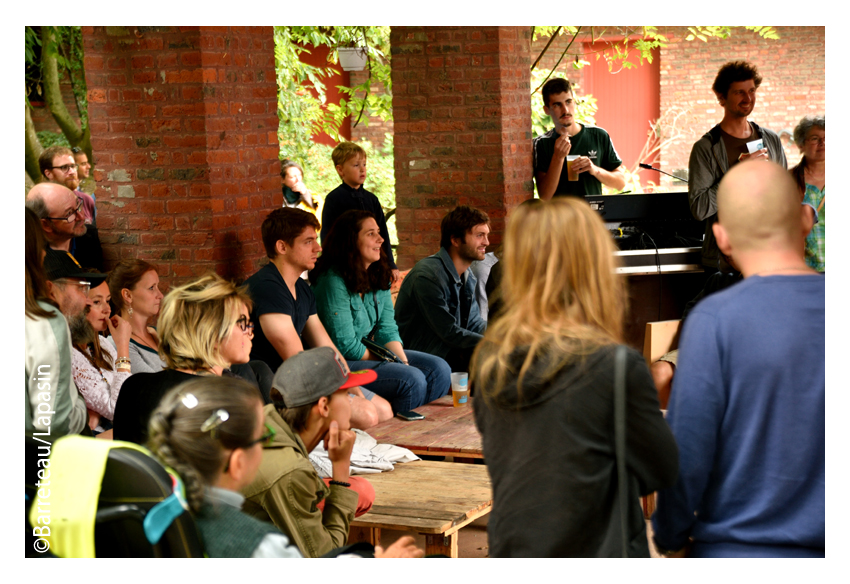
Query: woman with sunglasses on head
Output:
[[149, 376, 424, 558], [107, 259, 165, 374], [113, 273, 265, 445], [70, 275, 133, 433], [310, 210, 451, 414]]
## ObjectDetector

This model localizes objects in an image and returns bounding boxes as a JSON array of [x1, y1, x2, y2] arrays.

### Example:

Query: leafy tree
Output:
[[25, 26, 91, 188], [273, 26, 392, 175]]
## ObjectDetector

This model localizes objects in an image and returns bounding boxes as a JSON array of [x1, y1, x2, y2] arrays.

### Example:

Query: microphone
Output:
[[639, 163, 688, 183]]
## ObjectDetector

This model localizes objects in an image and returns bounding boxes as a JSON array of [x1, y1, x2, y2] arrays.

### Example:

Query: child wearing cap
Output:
[[241, 347, 377, 557]]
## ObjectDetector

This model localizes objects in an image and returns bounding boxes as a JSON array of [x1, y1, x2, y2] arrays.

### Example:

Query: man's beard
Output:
[[68, 308, 95, 347]]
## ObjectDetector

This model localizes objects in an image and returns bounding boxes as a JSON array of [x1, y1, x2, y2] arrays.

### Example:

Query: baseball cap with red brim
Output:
[[271, 346, 378, 408]]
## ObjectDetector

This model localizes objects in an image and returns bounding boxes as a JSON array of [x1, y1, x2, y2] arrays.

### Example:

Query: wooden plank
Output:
[[643, 320, 682, 363], [366, 395, 483, 457], [348, 525, 380, 546], [426, 533, 458, 558], [350, 460, 493, 539]]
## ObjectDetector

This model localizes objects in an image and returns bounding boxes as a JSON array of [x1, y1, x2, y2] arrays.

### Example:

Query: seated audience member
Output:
[[469, 251, 499, 322], [242, 348, 378, 557], [472, 198, 677, 557], [321, 141, 398, 282], [32, 146, 102, 269], [26, 181, 86, 256], [71, 146, 96, 221], [650, 263, 742, 409], [652, 161, 824, 558], [394, 206, 490, 372], [245, 207, 391, 428], [113, 274, 257, 445], [281, 159, 324, 225], [107, 259, 165, 373], [311, 210, 451, 412], [148, 376, 422, 558], [790, 114, 825, 272], [25, 208, 87, 438], [71, 277, 133, 431]]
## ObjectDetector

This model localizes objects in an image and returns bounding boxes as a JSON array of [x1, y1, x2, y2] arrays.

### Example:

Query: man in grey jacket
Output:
[[394, 206, 489, 372], [688, 61, 787, 271]]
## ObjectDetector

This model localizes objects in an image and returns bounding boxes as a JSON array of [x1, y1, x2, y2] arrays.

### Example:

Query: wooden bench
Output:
[[348, 460, 491, 558], [366, 394, 482, 459]]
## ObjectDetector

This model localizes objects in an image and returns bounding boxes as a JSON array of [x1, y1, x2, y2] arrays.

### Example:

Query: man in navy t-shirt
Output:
[[244, 207, 392, 429]]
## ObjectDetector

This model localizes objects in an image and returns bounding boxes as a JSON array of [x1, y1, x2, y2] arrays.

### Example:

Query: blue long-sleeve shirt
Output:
[[652, 275, 825, 558], [321, 182, 396, 269]]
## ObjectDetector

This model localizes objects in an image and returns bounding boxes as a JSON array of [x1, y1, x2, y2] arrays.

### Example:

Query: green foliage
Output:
[[36, 130, 70, 149], [274, 26, 392, 163]]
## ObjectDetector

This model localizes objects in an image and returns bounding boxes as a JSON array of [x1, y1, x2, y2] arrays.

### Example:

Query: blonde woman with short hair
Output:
[[471, 197, 678, 557], [113, 273, 270, 445]]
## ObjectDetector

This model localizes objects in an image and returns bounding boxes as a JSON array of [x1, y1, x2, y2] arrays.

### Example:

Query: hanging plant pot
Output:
[[338, 47, 367, 72]]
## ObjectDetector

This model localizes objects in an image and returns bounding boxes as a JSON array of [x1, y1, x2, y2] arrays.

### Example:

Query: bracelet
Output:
[[115, 357, 131, 367], [329, 480, 351, 488]]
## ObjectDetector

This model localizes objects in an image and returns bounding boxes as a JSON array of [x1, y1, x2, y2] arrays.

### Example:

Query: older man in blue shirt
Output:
[[394, 206, 489, 373]]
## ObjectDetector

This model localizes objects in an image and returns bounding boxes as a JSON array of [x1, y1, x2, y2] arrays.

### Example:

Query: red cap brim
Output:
[[339, 369, 378, 390]]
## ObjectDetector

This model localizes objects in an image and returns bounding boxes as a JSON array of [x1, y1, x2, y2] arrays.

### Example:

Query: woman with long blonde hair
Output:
[[471, 197, 678, 557]]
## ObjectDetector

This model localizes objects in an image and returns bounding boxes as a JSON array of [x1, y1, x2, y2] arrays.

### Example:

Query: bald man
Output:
[[652, 161, 824, 558], [26, 182, 87, 253]]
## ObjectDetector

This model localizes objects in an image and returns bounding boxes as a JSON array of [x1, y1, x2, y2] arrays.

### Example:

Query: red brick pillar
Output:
[[390, 27, 534, 269], [82, 26, 280, 288]]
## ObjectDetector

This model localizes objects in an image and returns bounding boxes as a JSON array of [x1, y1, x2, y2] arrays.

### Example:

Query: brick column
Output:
[[82, 26, 280, 288], [390, 27, 534, 269]]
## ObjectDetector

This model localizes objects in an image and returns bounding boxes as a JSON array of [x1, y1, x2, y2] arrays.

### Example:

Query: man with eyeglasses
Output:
[[27, 171, 103, 270]]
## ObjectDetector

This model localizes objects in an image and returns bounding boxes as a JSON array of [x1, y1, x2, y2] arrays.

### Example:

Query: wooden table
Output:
[[348, 460, 492, 557], [366, 394, 482, 459]]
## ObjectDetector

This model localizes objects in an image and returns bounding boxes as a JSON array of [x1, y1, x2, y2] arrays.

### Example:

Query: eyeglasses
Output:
[[223, 423, 275, 472], [50, 163, 78, 173], [236, 315, 254, 334], [805, 136, 825, 146], [60, 279, 91, 295], [46, 197, 84, 223], [245, 423, 276, 448]]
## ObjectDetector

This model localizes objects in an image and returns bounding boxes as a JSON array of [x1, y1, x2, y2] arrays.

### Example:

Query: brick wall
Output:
[[659, 26, 824, 175], [390, 26, 533, 269], [83, 26, 280, 289]]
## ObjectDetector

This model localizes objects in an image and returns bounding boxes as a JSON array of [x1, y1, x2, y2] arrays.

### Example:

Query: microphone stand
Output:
[[639, 163, 688, 183]]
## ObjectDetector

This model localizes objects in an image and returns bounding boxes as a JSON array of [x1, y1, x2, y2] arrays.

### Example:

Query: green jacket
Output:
[[312, 268, 402, 361], [240, 405, 358, 558]]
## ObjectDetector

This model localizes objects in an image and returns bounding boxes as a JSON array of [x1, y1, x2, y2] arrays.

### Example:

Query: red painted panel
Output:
[[297, 44, 351, 145], [582, 43, 660, 172]]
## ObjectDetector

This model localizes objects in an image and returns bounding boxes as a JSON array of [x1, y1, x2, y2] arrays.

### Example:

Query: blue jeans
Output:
[[347, 350, 451, 413]]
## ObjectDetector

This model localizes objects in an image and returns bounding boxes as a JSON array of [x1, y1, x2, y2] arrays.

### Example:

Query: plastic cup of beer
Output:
[[566, 155, 579, 181], [450, 372, 469, 407]]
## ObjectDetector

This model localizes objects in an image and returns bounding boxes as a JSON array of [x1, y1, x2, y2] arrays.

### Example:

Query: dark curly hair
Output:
[[712, 61, 762, 99], [309, 210, 392, 294]]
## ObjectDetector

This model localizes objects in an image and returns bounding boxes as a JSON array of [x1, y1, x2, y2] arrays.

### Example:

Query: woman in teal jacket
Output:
[[310, 210, 451, 412]]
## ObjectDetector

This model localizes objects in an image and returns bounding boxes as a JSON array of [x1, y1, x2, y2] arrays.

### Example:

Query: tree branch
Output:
[[25, 97, 44, 185], [41, 26, 83, 146], [532, 26, 582, 95], [530, 26, 561, 71]]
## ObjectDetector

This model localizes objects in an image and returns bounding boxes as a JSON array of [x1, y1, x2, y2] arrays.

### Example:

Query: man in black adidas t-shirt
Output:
[[533, 77, 627, 199]]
